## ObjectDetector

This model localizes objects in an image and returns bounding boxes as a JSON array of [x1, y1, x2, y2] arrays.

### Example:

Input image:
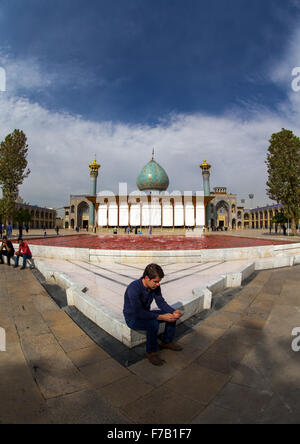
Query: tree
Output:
[[0, 130, 30, 223], [15, 208, 32, 226], [266, 128, 300, 236]]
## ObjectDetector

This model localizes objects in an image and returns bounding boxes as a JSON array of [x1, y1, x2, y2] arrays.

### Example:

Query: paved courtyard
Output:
[[1, 264, 300, 424]]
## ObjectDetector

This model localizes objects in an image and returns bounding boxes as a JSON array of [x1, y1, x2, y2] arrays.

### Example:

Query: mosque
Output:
[[64, 153, 251, 231]]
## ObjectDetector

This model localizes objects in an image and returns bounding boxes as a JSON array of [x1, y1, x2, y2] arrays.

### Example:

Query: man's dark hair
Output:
[[143, 264, 164, 280], [2, 236, 7, 240], [18, 238, 23, 242]]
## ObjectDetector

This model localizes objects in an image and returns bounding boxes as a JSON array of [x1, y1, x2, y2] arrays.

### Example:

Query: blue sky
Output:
[[0, 0, 300, 208]]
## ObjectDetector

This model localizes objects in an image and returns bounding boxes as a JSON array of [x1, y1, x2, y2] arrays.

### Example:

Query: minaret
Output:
[[89, 156, 101, 229], [200, 160, 212, 228], [200, 160, 211, 196]]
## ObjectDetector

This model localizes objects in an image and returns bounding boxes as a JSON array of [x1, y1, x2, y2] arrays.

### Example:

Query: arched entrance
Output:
[[77, 201, 89, 229], [216, 200, 230, 230]]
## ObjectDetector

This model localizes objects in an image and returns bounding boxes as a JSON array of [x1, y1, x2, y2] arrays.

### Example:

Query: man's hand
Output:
[[173, 310, 183, 320], [157, 313, 177, 322]]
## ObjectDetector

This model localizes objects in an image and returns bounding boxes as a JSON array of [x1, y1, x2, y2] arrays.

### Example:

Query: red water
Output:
[[27, 234, 293, 251]]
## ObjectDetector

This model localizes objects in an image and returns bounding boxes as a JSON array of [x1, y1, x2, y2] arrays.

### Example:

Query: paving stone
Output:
[[79, 358, 129, 388], [20, 334, 89, 399], [262, 282, 283, 296], [0, 342, 25, 368], [129, 357, 180, 387], [177, 330, 216, 354], [5, 324, 20, 345], [219, 298, 251, 314], [190, 324, 226, 342], [202, 311, 241, 330], [14, 314, 51, 337], [195, 337, 250, 375], [158, 347, 200, 370], [47, 389, 129, 424], [67, 344, 111, 368], [164, 363, 229, 404], [11, 301, 40, 317], [0, 313, 14, 328], [32, 294, 60, 312], [42, 309, 74, 327], [97, 374, 154, 408], [191, 404, 246, 424], [50, 322, 86, 339], [212, 383, 274, 421], [221, 325, 263, 347], [55, 334, 95, 353], [0, 377, 52, 424], [236, 318, 266, 331], [122, 386, 205, 424]]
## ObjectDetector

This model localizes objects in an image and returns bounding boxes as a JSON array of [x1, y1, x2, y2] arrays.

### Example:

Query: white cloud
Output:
[[0, 92, 291, 210], [1, 44, 300, 210]]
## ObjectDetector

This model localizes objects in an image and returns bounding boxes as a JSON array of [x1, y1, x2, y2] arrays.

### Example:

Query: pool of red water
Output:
[[27, 234, 293, 251]]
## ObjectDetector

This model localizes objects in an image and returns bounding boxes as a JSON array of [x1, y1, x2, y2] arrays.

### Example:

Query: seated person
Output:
[[14, 238, 32, 270], [123, 263, 183, 366], [0, 236, 15, 266]]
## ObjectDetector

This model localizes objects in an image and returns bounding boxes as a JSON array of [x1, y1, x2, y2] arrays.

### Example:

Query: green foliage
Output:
[[266, 128, 300, 235], [272, 212, 287, 225], [15, 208, 31, 224], [0, 130, 30, 222]]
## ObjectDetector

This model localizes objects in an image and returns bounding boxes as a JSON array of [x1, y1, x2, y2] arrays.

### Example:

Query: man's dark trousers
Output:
[[126, 310, 176, 353], [0, 251, 14, 265]]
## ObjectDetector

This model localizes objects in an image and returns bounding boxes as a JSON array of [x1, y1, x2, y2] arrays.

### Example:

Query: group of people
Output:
[[0, 223, 13, 239], [0, 237, 32, 269]]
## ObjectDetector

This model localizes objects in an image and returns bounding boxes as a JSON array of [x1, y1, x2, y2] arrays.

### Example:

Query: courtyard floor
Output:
[[1, 264, 300, 424]]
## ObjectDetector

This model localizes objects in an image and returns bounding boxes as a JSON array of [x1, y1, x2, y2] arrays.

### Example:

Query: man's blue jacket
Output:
[[123, 278, 174, 322]]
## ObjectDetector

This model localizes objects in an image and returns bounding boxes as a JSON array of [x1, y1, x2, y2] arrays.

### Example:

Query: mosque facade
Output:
[[64, 154, 290, 232]]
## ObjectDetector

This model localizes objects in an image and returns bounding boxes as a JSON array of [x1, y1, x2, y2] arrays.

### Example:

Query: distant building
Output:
[[2, 197, 57, 229]]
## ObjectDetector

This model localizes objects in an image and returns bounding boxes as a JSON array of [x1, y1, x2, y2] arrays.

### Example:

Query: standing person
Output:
[[7, 223, 12, 239], [56, 226, 59, 236], [0, 236, 15, 266], [123, 264, 183, 366], [14, 238, 32, 270], [19, 224, 23, 239]]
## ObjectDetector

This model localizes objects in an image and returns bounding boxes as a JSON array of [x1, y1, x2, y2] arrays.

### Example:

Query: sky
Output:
[[1, 0, 300, 210]]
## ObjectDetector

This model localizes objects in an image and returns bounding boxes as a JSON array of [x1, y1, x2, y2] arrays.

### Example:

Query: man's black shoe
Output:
[[146, 352, 165, 366], [160, 342, 183, 351]]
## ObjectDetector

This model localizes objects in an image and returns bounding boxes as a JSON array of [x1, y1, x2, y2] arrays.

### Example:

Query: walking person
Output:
[[123, 264, 183, 366]]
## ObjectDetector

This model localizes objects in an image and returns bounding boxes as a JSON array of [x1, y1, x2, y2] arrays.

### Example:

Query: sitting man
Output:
[[0, 236, 15, 266], [14, 238, 32, 270], [123, 263, 183, 366]]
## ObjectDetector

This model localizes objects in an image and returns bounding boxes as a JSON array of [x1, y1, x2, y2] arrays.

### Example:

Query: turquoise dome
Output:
[[137, 159, 169, 192]]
